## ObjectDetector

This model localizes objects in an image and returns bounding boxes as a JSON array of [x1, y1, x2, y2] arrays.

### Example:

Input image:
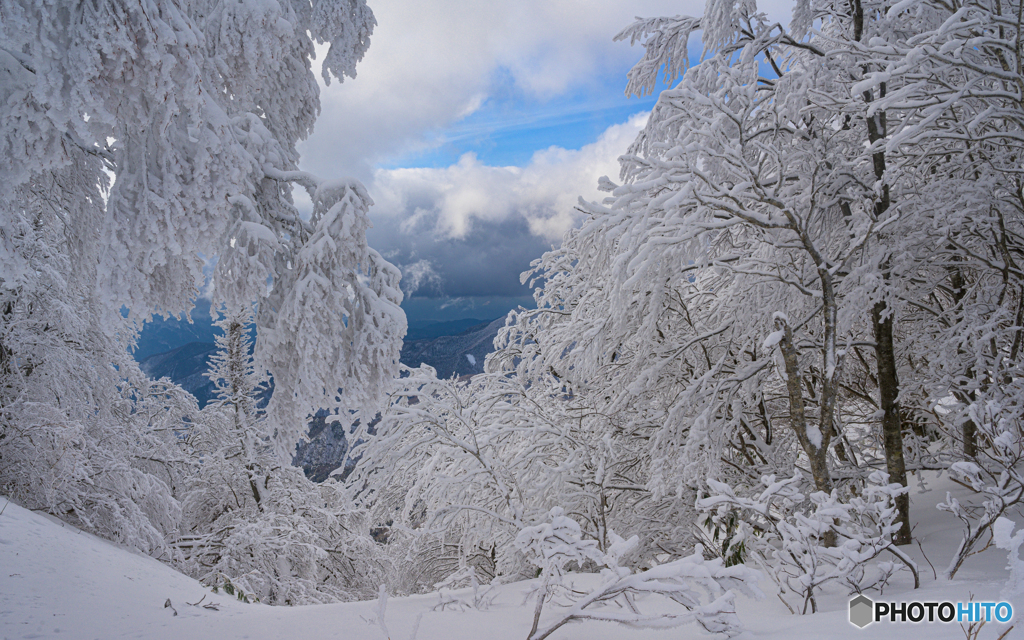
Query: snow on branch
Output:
[[517, 508, 763, 640], [993, 517, 1024, 598], [698, 472, 918, 614]]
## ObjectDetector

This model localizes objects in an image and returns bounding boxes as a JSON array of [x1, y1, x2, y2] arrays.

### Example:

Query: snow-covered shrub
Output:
[[938, 397, 1024, 578], [349, 364, 689, 591], [0, 373, 193, 559], [182, 470, 384, 605], [993, 516, 1024, 598], [517, 507, 763, 640], [698, 472, 917, 614], [516, 507, 605, 581]]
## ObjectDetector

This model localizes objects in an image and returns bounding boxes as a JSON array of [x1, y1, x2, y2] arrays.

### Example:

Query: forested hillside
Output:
[[1, 0, 1022, 636]]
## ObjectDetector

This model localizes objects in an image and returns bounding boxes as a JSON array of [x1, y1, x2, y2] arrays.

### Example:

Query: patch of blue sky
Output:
[[379, 32, 796, 171], [383, 56, 679, 169], [392, 85, 660, 168]]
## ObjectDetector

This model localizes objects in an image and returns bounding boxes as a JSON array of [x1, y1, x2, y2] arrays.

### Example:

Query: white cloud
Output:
[[298, 0, 798, 181], [368, 112, 648, 242], [294, 0, 800, 303], [399, 258, 443, 296], [298, 0, 687, 180]]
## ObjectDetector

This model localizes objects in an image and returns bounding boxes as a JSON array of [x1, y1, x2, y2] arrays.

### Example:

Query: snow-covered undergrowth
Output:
[[1, 472, 1017, 640]]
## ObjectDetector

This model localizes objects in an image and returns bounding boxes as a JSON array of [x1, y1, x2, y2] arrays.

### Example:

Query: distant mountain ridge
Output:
[[133, 307, 492, 361], [139, 317, 506, 402], [132, 299, 218, 361], [404, 317, 490, 341], [399, 317, 504, 378], [139, 342, 219, 407]]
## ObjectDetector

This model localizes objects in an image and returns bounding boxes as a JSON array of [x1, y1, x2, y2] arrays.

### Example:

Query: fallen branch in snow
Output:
[[185, 595, 221, 611]]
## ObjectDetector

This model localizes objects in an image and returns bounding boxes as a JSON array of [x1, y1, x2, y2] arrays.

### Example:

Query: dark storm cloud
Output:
[[361, 115, 647, 300], [369, 214, 552, 299]]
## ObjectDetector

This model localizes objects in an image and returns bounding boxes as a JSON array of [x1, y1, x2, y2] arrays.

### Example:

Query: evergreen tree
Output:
[[181, 307, 383, 605]]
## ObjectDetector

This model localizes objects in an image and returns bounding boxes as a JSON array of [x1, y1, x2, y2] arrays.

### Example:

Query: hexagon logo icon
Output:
[[850, 595, 874, 628]]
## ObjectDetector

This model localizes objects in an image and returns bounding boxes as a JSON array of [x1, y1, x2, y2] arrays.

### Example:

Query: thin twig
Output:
[[777, 591, 797, 615], [916, 539, 937, 581]]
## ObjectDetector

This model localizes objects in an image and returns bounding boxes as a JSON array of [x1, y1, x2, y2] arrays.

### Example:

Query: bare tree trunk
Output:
[[862, 72, 912, 543], [873, 303, 911, 544], [777, 317, 837, 547], [775, 202, 848, 548], [948, 266, 978, 458]]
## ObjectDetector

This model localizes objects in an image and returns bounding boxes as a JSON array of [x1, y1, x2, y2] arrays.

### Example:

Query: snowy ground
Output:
[[0, 473, 1019, 640]]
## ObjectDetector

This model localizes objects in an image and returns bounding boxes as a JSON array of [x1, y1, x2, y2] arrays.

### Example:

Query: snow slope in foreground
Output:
[[0, 474, 1019, 640]]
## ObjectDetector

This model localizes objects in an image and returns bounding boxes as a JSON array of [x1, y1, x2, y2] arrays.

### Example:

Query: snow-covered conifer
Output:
[[181, 307, 382, 604]]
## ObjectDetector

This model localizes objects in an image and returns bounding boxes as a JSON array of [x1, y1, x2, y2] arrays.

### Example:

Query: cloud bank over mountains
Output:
[[368, 114, 647, 300], [293, 0, 791, 309]]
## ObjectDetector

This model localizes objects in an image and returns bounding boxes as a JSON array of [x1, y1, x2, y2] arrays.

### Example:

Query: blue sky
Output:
[[388, 78, 662, 170]]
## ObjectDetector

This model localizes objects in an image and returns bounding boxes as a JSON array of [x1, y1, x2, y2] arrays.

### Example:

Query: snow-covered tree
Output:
[[0, 0, 403, 458], [1, 0, 406, 593], [847, 0, 1024, 565], [498, 0, 1024, 558], [184, 307, 271, 529], [349, 361, 698, 593], [498, 24, 874, 557], [181, 308, 383, 604], [0, 163, 193, 556]]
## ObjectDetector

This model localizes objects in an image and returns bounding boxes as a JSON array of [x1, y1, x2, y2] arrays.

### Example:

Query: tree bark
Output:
[[777, 317, 837, 547], [863, 74, 912, 543], [948, 266, 978, 458], [872, 302, 911, 544]]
